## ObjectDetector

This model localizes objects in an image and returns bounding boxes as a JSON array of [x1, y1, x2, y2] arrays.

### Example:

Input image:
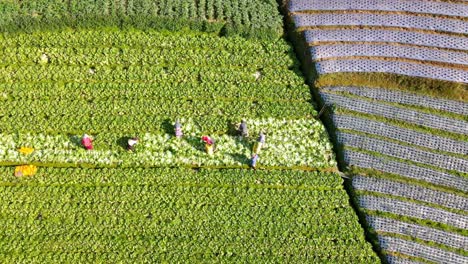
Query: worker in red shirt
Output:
[[81, 134, 93, 150], [201, 136, 215, 155]]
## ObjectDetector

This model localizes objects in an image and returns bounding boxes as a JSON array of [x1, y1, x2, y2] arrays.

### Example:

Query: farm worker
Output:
[[127, 137, 139, 152], [253, 132, 266, 154], [250, 154, 259, 169], [238, 119, 248, 137], [174, 120, 183, 138], [81, 134, 93, 150], [201, 136, 215, 155]]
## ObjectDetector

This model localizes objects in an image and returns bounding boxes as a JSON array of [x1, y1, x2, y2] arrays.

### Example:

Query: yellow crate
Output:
[[14, 165, 38, 177], [18, 147, 34, 155]]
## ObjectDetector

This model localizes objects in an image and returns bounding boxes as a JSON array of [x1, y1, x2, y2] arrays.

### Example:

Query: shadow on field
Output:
[[68, 135, 83, 149], [185, 136, 204, 152], [161, 118, 173, 135], [227, 153, 249, 165], [226, 119, 239, 136], [116, 137, 132, 150]]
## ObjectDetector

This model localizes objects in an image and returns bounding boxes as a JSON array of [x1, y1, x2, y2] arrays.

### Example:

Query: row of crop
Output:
[[0, 115, 231, 135], [294, 13, 468, 34], [0, 81, 311, 102], [310, 44, 468, 66], [332, 114, 467, 155], [0, 64, 305, 85], [0, 118, 336, 169], [367, 216, 467, 250], [0, 240, 377, 263], [0, 223, 372, 254], [0, 253, 378, 264], [337, 132, 467, 173], [320, 92, 468, 135], [378, 236, 467, 264], [0, 165, 378, 261], [343, 150, 467, 192], [0, 97, 314, 118], [304, 29, 467, 50], [0, 102, 315, 135], [0, 207, 361, 241], [0, 193, 352, 224], [0, 29, 236, 49], [0, 29, 291, 55], [322, 86, 468, 116], [1, 115, 319, 135], [0, 167, 343, 189], [1, 186, 349, 212], [0, 0, 283, 40], [0, 45, 294, 68], [353, 176, 467, 211], [288, 0, 468, 17], [358, 195, 467, 230]]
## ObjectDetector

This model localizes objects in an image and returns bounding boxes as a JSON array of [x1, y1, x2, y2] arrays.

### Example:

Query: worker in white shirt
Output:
[[127, 137, 139, 152]]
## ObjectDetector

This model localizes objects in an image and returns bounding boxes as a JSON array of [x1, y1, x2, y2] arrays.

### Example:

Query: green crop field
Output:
[[0, 167, 378, 262], [0, 0, 379, 262], [0, 29, 337, 170]]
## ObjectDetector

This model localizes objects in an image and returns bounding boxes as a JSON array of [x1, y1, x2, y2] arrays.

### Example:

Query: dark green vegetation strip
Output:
[[0, 167, 379, 262], [0, 0, 282, 40], [315, 72, 468, 102]]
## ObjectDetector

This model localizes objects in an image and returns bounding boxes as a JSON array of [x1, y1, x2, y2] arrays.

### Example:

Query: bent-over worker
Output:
[[81, 134, 93, 150], [127, 137, 139, 152], [201, 136, 215, 155]]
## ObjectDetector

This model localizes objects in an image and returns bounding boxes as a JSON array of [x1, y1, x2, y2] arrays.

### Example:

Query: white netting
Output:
[[359, 195, 467, 229], [288, 0, 468, 18], [343, 150, 468, 192], [367, 216, 468, 250], [320, 92, 468, 134], [386, 255, 423, 264], [322, 86, 468, 116], [353, 176, 467, 211], [294, 13, 468, 34], [304, 29, 467, 50], [378, 235, 468, 264], [332, 114, 468, 155], [310, 44, 468, 65], [337, 132, 468, 173], [315, 59, 468, 83]]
